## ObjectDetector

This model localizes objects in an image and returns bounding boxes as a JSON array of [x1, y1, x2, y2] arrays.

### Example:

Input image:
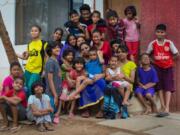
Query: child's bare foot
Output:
[[81, 110, 90, 118], [143, 107, 151, 115], [96, 111, 104, 119], [122, 101, 131, 106], [152, 104, 158, 113], [68, 112, 75, 119], [44, 123, 54, 131]]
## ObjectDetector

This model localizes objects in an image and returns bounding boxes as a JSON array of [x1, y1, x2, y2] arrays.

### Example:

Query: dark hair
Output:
[[89, 47, 97, 53], [124, 5, 137, 17], [69, 9, 79, 16], [14, 76, 24, 84], [92, 29, 101, 35], [140, 53, 150, 60], [31, 25, 41, 32], [73, 57, 85, 69], [31, 81, 45, 95], [110, 39, 122, 47], [79, 4, 91, 13], [80, 42, 90, 50], [110, 55, 118, 60], [62, 49, 75, 59], [118, 44, 129, 53], [92, 10, 101, 18], [46, 41, 59, 57], [54, 27, 64, 36], [106, 9, 118, 19], [156, 24, 166, 31], [66, 34, 76, 45], [10, 61, 21, 70]]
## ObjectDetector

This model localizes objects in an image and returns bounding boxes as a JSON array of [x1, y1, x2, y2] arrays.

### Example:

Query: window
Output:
[[15, 0, 83, 45]]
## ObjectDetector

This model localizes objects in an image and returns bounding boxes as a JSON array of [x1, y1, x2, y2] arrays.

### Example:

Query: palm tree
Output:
[[0, 11, 19, 64]]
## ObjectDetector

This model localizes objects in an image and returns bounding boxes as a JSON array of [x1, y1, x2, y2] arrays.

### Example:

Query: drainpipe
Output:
[[93, 0, 96, 10]]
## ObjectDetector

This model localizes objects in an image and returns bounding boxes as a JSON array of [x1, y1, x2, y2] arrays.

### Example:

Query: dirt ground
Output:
[[0, 117, 120, 135]]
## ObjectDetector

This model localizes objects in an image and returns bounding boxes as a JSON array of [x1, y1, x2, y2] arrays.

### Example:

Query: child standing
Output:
[[79, 4, 92, 26], [135, 53, 158, 114], [0, 77, 27, 132], [146, 24, 179, 116], [105, 9, 125, 42], [52, 27, 64, 49], [45, 42, 61, 122], [0, 62, 22, 96], [123, 6, 140, 62], [17, 25, 47, 97], [27, 81, 54, 132]]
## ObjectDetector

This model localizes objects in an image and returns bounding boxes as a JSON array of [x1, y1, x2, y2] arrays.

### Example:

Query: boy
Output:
[[146, 24, 179, 116], [64, 9, 87, 37], [0, 77, 27, 132], [79, 4, 92, 26], [135, 53, 158, 114], [105, 9, 125, 42]]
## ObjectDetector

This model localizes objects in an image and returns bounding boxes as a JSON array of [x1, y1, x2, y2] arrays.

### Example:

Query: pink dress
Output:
[[0, 75, 13, 96]]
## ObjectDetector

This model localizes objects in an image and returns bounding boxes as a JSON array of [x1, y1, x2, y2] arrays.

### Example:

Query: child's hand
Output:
[[97, 51, 103, 57], [22, 51, 29, 59]]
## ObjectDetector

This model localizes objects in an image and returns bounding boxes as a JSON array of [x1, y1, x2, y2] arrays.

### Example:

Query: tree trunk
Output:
[[0, 11, 19, 64]]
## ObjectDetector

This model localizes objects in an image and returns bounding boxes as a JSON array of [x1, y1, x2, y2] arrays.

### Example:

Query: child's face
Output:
[[66, 52, 74, 62], [70, 14, 80, 23], [89, 51, 97, 60], [13, 79, 23, 91], [52, 46, 60, 57], [80, 44, 90, 55], [109, 57, 118, 69], [75, 63, 84, 71], [30, 27, 40, 39], [155, 29, 166, 40], [141, 55, 150, 65], [53, 30, 62, 41], [116, 48, 127, 60], [68, 36, 76, 47], [108, 16, 118, 26], [92, 13, 100, 24], [81, 10, 91, 20], [77, 37, 85, 47], [92, 32, 101, 44], [11, 65, 21, 78], [126, 11, 133, 19], [34, 85, 43, 95], [112, 43, 119, 52]]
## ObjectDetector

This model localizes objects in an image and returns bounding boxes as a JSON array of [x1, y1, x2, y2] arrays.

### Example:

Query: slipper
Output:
[[10, 126, 21, 133], [53, 116, 60, 124], [156, 112, 169, 117], [81, 111, 90, 118], [0, 126, 9, 131]]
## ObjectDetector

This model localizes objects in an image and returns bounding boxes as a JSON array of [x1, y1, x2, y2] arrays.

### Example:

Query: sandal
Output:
[[68, 112, 75, 119], [53, 116, 60, 124], [81, 111, 90, 118], [0, 126, 9, 131], [43, 123, 54, 131], [37, 124, 46, 132], [96, 111, 104, 119], [156, 112, 169, 117], [10, 126, 21, 133]]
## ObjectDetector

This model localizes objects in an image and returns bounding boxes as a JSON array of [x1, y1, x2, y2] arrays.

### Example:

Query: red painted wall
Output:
[[141, 0, 180, 111]]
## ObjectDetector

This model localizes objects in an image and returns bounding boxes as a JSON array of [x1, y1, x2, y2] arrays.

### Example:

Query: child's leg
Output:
[[96, 100, 104, 118], [122, 85, 131, 105], [164, 91, 171, 113], [54, 100, 62, 117], [69, 100, 76, 118], [9, 104, 19, 127], [137, 93, 151, 114], [0, 103, 9, 127], [158, 90, 165, 111], [145, 94, 157, 113]]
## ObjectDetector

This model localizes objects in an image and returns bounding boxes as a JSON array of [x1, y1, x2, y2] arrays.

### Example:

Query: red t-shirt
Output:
[[100, 41, 112, 64], [87, 24, 106, 38], [69, 69, 86, 80], [5, 89, 27, 108]]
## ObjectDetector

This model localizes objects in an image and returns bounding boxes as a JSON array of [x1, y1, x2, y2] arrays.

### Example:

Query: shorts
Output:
[[155, 66, 174, 92], [135, 87, 155, 96], [0, 103, 26, 120], [111, 80, 129, 88]]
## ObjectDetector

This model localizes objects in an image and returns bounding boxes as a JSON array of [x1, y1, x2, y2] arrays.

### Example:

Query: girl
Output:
[[115, 45, 136, 105], [110, 39, 121, 55], [123, 6, 140, 62], [27, 81, 54, 132], [0, 62, 21, 96], [80, 42, 91, 62], [17, 25, 47, 97], [86, 10, 107, 40], [92, 30, 112, 64], [106, 56, 131, 106], [77, 36, 86, 48], [52, 27, 64, 49]]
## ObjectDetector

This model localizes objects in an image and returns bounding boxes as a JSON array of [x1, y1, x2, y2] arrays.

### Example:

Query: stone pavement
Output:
[[98, 113, 180, 135]]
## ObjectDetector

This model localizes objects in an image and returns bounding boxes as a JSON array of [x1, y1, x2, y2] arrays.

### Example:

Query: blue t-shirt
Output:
[[137, 66, 158, 85], [85, 59, 103, 75]]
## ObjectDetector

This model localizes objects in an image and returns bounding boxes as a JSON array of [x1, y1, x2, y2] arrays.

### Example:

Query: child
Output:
[[123, 6, 140, 62], [135, 53, 158, 114], [146, 24, 179, 116], [0, 77, 27, 132], [64, 10, 87, 37], [52, 27, 64, 49], [45, 42, 61, 123], [106, 56, 131, 105], [79, 4, 92, 26], [105, 9, 125, 42], [17, 25, 47, 97], [0, 62, 21, 96], [86, 10, 107, 40], [110, 39, 121, 55], [27, 81, 54, 132], [92, 29, 112, 64], [77, 36, 86, 49]]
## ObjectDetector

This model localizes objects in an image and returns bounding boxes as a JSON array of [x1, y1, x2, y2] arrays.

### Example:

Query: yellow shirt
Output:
[[121, 61, 136, 91], [25, 40, 47, 73]]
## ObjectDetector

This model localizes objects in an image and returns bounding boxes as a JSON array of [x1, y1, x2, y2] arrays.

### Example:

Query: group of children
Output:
[[0, 4, 179, 132]]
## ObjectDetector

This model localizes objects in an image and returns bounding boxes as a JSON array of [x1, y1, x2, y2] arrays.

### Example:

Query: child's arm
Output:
[[143, 82, 156, 90], [66, 72, 76, 87], [123, 69, 136, 84], [94, 73, 105, 82], [97, 51, 105, 64], [105, 69, 113, 81], [16, 51, 29, 60], [85, 28, 90, 40], [3, 96, 22, 105]]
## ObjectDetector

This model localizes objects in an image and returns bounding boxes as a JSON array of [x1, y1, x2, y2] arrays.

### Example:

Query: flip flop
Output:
[[156, 112, 169, 117], [0, 126, 9, 131], [53, 116, 60, 124], [10, 126, 21, 133]]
